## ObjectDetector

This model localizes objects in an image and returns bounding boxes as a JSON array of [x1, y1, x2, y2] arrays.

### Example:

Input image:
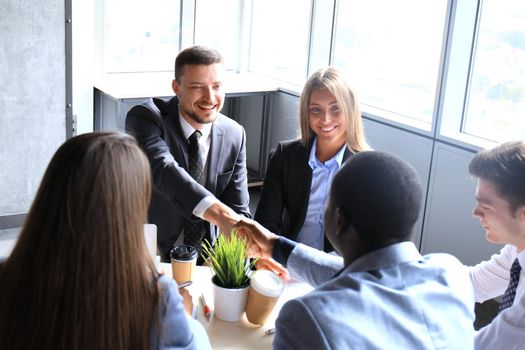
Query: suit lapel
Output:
[[342, 147, 354, 163], [159, 97, 190, 168], [290, 143, 312, 239], [206, 117, 224, 193]]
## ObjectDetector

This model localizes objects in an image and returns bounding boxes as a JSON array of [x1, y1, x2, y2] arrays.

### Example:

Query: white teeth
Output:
[[321, 126, 336, 132]]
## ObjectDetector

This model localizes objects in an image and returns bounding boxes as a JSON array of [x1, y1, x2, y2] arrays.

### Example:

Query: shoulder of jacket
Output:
[[277, 139, 305, 152], [215, 113, 244, 132]]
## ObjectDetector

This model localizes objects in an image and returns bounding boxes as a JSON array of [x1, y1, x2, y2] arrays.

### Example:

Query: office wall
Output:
[[421, 142, 498, 265], [73, 0, 95, 134], [362, 118, 434, 248], [0, 0, 66, 224]]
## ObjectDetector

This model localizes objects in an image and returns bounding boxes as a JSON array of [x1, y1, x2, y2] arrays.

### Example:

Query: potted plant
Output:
[[201, 230, 256, 322]]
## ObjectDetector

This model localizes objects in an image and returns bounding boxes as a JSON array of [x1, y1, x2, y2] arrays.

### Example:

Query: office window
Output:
[[248, 0, 312, 83], [103, 0, 180, 73], [333, 0, 447, 127], [194, 0, 241, 70], [463, 0, 525, 143]]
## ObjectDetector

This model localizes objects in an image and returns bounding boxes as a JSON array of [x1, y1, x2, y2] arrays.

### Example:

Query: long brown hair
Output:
[[0, 132, 158, 349], [299, 67, 369, 152]]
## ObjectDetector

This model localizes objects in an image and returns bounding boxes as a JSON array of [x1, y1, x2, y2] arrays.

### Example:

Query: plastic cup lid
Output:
[[170, 245, 198, 261], [250, 270, 284, 297]]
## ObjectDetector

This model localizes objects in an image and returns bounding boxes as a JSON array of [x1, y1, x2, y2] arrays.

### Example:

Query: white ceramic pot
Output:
[[212, 277, 249, 322]]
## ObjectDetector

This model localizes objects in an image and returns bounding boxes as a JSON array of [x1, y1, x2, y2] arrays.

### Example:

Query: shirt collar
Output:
[[308, 137, 347, 170], [517, 247, 525, 270], [347, 241, 422, 273], [178, 112, 212, 141]]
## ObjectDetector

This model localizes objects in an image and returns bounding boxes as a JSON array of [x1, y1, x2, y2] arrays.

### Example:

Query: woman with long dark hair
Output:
[[0, 131, 210, 349]]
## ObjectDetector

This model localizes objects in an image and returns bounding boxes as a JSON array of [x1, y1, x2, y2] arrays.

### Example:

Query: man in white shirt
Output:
[[468, 140, 525, 349]]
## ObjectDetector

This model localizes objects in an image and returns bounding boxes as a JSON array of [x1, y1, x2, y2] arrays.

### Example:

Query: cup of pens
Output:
[[246, 270, 284, 325]]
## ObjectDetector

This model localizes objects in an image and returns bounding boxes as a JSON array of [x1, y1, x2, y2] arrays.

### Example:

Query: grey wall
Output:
[[421, 142, 497, 265], [266, 91, 300, 153], [232, 95, 265, 177], [0, 1, 66, 220], [363, 119, 434, 248]]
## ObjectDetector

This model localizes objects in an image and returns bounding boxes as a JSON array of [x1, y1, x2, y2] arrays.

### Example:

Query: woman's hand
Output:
[[256, 258, 290, 281]]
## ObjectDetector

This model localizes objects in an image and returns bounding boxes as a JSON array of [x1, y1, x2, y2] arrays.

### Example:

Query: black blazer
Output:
[[255, 139, 353, 253], [126, 97, 251, 258]]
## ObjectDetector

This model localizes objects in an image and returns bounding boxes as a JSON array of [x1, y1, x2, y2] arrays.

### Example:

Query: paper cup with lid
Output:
[[246, 270, 284, 325], [170, 245, 198, 285]]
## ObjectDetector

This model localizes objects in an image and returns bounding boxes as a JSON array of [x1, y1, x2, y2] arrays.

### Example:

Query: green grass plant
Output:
[[201, 230, 257, 289]]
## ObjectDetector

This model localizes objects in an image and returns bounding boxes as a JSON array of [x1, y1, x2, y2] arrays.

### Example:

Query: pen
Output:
[[178, 280, 192, 289], [265, 328, 276, 335], [200, 293, 211, 318]]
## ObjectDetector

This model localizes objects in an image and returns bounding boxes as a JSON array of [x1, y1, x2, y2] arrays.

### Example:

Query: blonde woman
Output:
[[0, 132, 210, 349], [255, 67, 368, 252]]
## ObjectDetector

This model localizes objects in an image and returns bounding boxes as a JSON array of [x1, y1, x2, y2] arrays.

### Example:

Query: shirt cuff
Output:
[[272, 236, 298, 267], [192, 196, 219, 219]]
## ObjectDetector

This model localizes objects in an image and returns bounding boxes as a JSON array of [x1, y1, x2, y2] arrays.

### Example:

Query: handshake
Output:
[[233, 218, 290, 280]]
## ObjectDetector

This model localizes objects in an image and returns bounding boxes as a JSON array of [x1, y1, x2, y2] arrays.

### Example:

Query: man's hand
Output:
[[234, 218, 279, 259], [203, 202, 242, 235]]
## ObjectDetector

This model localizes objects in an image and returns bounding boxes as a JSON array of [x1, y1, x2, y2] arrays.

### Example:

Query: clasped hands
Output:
[[203, 202, 289, 280], [233, 218, 289, 281]]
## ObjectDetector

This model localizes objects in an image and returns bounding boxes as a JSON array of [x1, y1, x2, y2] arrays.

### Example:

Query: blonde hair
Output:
[[299, 67, 368, 152], [0, 132, 158, 349]]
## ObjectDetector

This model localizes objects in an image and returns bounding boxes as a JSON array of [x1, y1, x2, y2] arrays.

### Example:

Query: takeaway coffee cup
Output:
[[246, 270, 284, 325], [170, 245, 198, 285]]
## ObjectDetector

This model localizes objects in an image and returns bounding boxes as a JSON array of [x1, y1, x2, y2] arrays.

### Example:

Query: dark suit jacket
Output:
[[126, 97, 250, 258], [255, 139, 352, 253]]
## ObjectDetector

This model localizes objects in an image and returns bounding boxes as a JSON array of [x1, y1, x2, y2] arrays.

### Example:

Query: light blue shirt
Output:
[[295, 139, 346, 250], [274, 242, 476, 349], [151, 275, 212, 349]]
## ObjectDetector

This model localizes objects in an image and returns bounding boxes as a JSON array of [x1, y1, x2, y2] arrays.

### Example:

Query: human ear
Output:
[[518, 205, 525, 222], [172, 79, 180, 95], [335, 207, 348, 236]]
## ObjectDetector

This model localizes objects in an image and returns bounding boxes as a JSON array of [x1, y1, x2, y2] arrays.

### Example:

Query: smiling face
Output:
[[308, 87, 347, 148], [172, 63, 225, 129], [473, 178, 525, 250]]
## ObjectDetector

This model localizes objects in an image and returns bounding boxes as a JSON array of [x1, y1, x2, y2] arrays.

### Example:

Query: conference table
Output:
[[160, 263, 314, 349]]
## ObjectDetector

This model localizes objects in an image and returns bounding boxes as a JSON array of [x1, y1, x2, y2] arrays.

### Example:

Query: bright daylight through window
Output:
[[103, 0, 180, 73], [333, 0, 447, 128], [248, 0, 311, 84], [194, 0, 240, 70], [463, 0, 525, 143]]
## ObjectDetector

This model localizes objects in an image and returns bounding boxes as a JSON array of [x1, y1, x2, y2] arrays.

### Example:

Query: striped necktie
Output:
[[499, 258, 522, 313], [183, 130, 207, 250]]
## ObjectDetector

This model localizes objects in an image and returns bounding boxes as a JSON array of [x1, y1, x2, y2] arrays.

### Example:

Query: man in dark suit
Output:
[[126, 46, 250, 261]]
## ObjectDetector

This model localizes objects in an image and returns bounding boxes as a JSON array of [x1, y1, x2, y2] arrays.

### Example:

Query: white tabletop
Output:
[[160, 263, 313, 349]]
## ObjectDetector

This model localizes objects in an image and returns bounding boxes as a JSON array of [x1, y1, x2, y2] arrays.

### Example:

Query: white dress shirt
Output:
[[469, 244, 525, 349], [178, 113, 218, 218]]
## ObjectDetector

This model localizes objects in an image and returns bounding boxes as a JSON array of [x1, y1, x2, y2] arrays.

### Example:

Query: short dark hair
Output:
[[174, 45, 224, 81], [331, 151, 422, 249], [469, 141, 525, 212]]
